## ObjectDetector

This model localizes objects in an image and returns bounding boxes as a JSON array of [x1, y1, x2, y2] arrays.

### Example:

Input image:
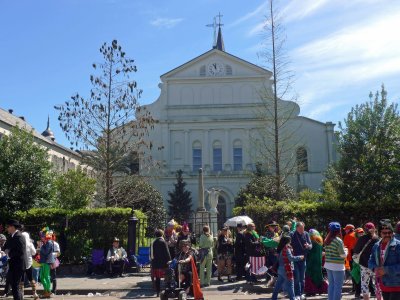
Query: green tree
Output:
[[235, 174, 295, 207], [55, 40, 157, 206], [110, 175, 166, 234], [329, 86, 400, 203], [167, 170, 192, 223], [0, 127, 54, 216], [54, 168, 96, 209]]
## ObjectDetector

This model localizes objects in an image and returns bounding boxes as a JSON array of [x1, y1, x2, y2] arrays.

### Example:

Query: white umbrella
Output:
[[224, 216, 253, 227]]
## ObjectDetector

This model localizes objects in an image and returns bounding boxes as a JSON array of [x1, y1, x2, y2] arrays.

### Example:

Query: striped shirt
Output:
[[325, 237, 346, 265]]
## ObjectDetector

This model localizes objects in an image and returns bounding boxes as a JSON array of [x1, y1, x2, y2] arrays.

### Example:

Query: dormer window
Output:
[[225, 64, 232, 75], [200, 65, 206, 77]]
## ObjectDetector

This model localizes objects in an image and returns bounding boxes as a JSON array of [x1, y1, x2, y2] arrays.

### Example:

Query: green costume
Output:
[[305, 241, 324, 287], [40, 263, 51, 292], [199, 233, 214, 286]]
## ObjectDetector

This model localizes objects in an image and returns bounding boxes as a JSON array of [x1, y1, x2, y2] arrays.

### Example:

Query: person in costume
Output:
[[304, 229, 327, 296], [351, 227, 365, 298], [198, 225, 214, 287], [343, 224, 357, 293], [176, 223, 196, 254], [369, 219, 400, 300], [39, 227, 55, 299], [263, 221, 280, 268], [244, 223, 265, 284], [262, 221, 280, 287], [217, 226, 234, 283], [271, 235, 304, 300], [164, 220, 178, 259], [324, 222, 348, 300], [150, 229, 171, 297], [50, 232, 61, 295], [106, 237, 127, 277], [176, 240, 195, 295], [353, 222, 379, 300]]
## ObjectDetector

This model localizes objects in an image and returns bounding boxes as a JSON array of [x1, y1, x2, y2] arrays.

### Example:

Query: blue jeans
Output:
[[272, 274, 296, 300], [327, 269, 345, 300], [293, 260, 306, 296]]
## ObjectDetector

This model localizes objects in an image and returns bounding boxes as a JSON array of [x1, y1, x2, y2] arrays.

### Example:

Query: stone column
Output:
[[197, 168, 206, 212]]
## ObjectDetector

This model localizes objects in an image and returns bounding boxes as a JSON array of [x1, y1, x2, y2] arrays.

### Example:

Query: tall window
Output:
[[233, 140, 243, 171], [213, 141, 222, 171], [296, 147, 308, 172], [192, 141, 202, 171]]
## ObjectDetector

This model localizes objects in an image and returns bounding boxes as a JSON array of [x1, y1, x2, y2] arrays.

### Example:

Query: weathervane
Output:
[[206, 13, 223, 48]]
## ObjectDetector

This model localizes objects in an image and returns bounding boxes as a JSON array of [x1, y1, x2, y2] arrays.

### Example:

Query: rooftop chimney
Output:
[[8, 109, 13, 114]]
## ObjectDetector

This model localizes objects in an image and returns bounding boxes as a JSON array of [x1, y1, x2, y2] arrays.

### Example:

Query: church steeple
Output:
[[207, 13, 225, 51], [215, 26, 225, 51], [41, 115, 55, 141]]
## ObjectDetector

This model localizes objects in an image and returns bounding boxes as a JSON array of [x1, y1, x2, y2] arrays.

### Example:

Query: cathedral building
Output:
[[142, 27, 337, 222]]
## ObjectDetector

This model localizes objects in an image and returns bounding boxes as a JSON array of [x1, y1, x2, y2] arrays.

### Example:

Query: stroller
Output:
[[159, 259, 192, 300]]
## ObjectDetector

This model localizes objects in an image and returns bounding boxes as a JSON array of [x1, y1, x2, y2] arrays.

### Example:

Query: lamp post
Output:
[[128, 211, 138, 256]]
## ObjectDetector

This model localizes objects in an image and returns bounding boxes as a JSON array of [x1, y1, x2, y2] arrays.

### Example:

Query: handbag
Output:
[[50, 258, 60, 269], [352, 239, 372, 264]]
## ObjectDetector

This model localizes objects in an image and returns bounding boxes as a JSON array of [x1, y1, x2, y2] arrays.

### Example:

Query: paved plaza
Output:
[[0, 273, 365, 300]]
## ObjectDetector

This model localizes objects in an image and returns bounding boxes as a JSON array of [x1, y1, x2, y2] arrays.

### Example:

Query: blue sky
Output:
[[1, 0, 399, 148]]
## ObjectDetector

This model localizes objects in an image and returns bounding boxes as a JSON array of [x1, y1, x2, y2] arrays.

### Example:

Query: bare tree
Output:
[[253, 0, 304, 199], [55, 40, 157, 206]]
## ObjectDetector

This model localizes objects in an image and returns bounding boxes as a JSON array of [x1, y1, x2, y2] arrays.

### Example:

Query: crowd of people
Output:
[[0, 220, 61, 300], [151, 218, 400, 300]]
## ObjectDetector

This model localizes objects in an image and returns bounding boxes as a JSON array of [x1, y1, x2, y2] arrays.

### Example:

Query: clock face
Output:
[[207, 62, 224, 76]]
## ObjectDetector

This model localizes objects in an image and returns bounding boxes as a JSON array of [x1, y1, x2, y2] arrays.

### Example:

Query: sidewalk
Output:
[[1, 273, 358, 299]]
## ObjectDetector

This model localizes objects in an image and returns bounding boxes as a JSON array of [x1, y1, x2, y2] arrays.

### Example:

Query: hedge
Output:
[[234, 198, 400, 234], [14, 208, 147, 263]]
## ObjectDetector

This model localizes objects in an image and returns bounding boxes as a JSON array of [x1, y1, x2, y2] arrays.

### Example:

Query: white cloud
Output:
[[281, 0, 329, 23], [229, 1, 268, 28], [292, 8, 400, 111], [247, 0, 329, 36], [150, 17, 183, 29]]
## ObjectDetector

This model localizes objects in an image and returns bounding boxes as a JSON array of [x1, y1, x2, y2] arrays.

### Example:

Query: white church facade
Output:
[[142, 29, 337, 222]]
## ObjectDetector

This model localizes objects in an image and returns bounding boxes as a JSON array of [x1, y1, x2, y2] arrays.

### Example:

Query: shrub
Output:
[[15, 207, 147, 263]]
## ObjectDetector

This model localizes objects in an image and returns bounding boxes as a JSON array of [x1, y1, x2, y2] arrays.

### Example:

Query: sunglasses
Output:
[[381, 231, 393, 235]]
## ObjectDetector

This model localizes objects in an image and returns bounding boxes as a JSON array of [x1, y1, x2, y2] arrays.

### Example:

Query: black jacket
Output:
[[353, 234, 379, 268], [151, 237, 171, 269], [6, 230, 26, 271], [244, 231, 263, 257], [234, 231, 246, 256], [217, 235, 234, 255]]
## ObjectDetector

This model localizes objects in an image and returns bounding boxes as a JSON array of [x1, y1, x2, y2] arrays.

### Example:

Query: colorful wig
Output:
[[309, 229, 323, 245]]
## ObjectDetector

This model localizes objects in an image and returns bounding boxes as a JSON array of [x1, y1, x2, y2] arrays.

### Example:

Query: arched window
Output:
[[296, 147, 308, 172], [233, 140, 243, 171], [213, 140, 222, 172], [192, 141, 202, 172]]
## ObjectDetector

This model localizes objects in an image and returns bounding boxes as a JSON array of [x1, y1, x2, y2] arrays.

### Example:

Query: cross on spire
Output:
[[216, 12, 223, 28], [206, 16, 217, 48], [206, 13, 225, 51]]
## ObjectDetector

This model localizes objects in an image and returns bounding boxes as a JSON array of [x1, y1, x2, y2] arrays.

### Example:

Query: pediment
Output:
[[161, 49, 271, 80]]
